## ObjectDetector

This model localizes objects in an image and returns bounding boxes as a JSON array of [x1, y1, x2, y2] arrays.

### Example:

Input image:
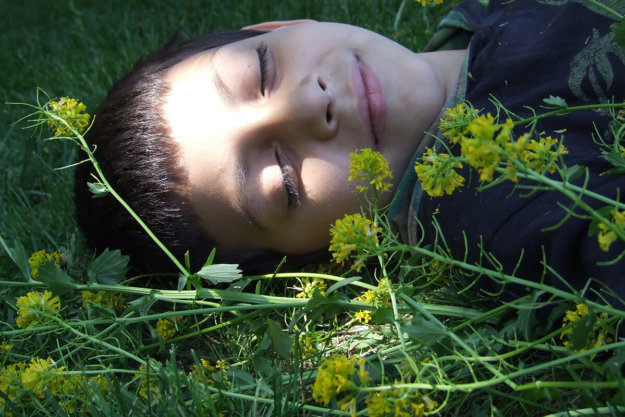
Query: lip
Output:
[[350, 56, 386, 149]]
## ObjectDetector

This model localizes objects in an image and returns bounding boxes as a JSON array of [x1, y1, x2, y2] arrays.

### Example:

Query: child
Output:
[[76, 0, 625, 301]]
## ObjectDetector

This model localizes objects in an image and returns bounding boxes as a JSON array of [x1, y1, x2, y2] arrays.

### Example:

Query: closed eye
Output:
[[256, 42, 269, 95], [275, 148, 301, 208]]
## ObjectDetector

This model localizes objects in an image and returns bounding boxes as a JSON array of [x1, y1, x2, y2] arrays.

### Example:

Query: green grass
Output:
[[2, 1, 625, 416]]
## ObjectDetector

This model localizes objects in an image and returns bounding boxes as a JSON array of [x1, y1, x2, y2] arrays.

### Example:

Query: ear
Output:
[[242, 19, 316, 32]]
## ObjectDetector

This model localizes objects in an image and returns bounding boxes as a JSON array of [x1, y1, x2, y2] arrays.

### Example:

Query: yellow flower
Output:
[[21, 357, 64, 399], [338, 396, 358, 417], [348, 148, 394, 193], [47, 97, 90, 137], [312, 355, 356, 405], [0, 362, 26, 404], [354, 310, 372, 324], [28, 249, 63, 279], [521, 136, 568, 174], [16, 290, 60, 328], [0, 340, 11, 353], [365, 389, 432, 417], [560, 304, 613, 354], [329, 214, 383, 271], [354, 278, 393, 323], [82, 290, 127, 312], [597, 223, 617, 252], [190, 359, 216, 384], [135, 364, 160, 400], [216, 359, 228, 372], [596, 209, 625, 252], [296, 278, 327, 298], [155, 316, 182, 341], [415, 148, 465, 196], [440, 102, 479, 144], [357, 357, 371, 385], [416, 0, 444, 6], [298, 334, 318, 359]]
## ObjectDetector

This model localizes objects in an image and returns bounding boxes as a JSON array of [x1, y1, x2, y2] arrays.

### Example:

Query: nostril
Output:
[[318, 77, 327, 91], [326, 103, 333, 125]]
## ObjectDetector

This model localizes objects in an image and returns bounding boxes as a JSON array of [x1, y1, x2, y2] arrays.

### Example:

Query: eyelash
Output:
[[255, 42, 269, 94]]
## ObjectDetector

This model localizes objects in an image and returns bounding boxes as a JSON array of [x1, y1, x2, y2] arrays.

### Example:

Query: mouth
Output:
[[351, 56, 386, 150], [275, 145, 301, 208]]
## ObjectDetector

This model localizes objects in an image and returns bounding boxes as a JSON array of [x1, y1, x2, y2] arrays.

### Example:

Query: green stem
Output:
[[514, 102, 625, 126], [379, 244, 625, 319], [47, 111, 189, 277], [584, 0, 624, 19]]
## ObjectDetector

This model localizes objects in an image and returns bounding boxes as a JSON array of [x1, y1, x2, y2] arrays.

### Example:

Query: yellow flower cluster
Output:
[[15, 290, 60, 328], [440, 102, 480, 144], [365, 389, 436, 417], [21, 357, 65, 399], [312, 355, 371, 415], [415, 148, 465, 197], [47, 97, 90, 137], [298, 334, 318, 359], [0, 362, 25, 411], [296, 277, 327, 298], [329, 213, 383, 271], [155, 316, 182, 341], [416, 0, 444, 6], [596, 209, 625, 252], [354, 278, 393, 324], [28, 249, 63, 279], [348, 148, 394, 194], [521, 136, 569, 174], [560, 303, 613, 353], [0, 340, 11, 353], [312, 355, 357, 405], [190, 359, 216, 384], [416, 103, 570, 197], [60, 374, 110, 414], [82, 290, 127, 312], [135, 364, 160, 400]]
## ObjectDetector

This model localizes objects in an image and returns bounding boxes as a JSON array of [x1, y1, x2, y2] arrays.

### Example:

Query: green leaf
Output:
[[611, 20, 625, 49], [587, 206, 614, 236], [0, 236, 31, 281], [203, 248, 217, 267], [516, 292, 541, 341], [568, 313, 595, 351], [542, 95, 568, 109], [87, 181, 109, 198], [87, 249, 129, 284], [177, 274, 188, 291], [195, 263, 242, 285], [326, 275, 362, 294], [37, 262, 79, 294], [564, 164, 585, 182], [402, 315, 448, 346], [265, 318, 292, 360], [603, 348, 625, 377], [251, 355, 274, 378], [128, 292, 158, 315], [371, 307, 394, 324]]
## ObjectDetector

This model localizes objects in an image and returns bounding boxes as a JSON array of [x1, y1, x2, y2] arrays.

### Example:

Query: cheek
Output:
[[300, 156, 351, 203]]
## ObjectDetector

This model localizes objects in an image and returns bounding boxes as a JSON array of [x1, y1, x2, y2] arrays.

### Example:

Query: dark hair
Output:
[[76, 29, 325, 275]]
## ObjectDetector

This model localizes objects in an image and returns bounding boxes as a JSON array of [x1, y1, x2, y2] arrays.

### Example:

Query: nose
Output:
[[265, 73, 337, 141]]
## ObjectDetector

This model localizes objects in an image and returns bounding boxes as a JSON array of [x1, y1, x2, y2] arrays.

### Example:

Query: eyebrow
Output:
[[214, 73, 236, 106], [235, 153, 265, 231], [210, 48, 236, 106]]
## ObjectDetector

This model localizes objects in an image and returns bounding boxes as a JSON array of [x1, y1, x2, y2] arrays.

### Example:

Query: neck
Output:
[[422, 49, 468, 100]]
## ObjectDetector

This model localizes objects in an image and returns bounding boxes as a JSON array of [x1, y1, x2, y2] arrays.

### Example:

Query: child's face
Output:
[[163, 22, 447, 254]]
